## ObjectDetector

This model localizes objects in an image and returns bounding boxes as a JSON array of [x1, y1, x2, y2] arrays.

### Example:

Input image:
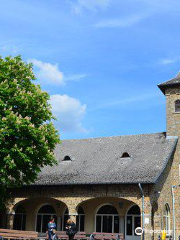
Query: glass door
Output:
[[126, 216, 141, 240]]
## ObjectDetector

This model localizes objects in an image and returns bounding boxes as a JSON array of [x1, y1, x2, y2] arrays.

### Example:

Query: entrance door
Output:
[[134, 216, 141, 240], [126, 216, 141, 240], [125, 205, 141, 240]]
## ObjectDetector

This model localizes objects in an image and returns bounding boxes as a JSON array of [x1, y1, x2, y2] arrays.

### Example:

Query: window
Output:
[[121, 152, 130, 158], [175, 100, 180, 113], [77, 207, 85, 232], [127, 205, 140, 215], [163, 204, 170, 234], [61, 208, 69, 231], [13, 205, 26, 230], [63, 156, 71, 161], [36, 205, 57, 233], [126, 205, 141, 237], [96, 204, 119, 233]]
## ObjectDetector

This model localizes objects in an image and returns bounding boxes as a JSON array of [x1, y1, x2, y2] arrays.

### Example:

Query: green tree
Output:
[[0, 56, 60, 207]]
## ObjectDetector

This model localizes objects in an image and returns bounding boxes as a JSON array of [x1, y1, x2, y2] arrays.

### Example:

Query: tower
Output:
[[158, 72, 180, 137]]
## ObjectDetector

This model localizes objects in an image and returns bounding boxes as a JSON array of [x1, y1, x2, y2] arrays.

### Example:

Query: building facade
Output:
[[1, 73, 180, 240]]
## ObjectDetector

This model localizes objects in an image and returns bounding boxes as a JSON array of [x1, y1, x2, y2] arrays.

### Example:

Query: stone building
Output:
[[1, 72, 180, 240]]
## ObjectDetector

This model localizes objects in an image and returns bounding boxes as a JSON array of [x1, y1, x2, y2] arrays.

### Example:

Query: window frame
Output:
[[163, 204, 170, 235], [36, 204, 57, 233], [13, 213, 26, 230], [13, 205, 26, 231], [77, 207, 85, 232], [174, 99, 180, 113], [95, 204, 119, 233]]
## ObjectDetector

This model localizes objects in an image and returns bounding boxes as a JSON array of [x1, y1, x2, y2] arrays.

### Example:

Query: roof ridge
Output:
[[61, 132, 166, 141]]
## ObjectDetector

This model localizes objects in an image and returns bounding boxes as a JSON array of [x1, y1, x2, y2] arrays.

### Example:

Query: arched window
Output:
[[163, 204, 170, 234], [61, 208, 69, 231], [36, 205, 56, 233], [96, 204, 119, 233], [77, 207, 85, 232], [175, 100, 180, 113], [126, 205, 141, 238], [13, 205, 26, 230]]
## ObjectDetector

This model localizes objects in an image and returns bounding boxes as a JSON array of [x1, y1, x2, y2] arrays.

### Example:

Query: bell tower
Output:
[[158, 72, 180, 137]]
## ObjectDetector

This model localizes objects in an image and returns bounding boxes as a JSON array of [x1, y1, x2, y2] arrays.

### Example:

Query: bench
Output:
[[92, 232, 124, 240], [46, 231, 87, 240], [0, 229, 39, 239]]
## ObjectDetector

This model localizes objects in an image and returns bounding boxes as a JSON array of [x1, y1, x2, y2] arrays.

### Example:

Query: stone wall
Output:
[[165, 86, 180, 239], [5, 184, 149, 236]]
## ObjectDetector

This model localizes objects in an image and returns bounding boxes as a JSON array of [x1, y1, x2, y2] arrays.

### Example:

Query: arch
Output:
[[34, 202, 57, 217], [95, 204, 119, 233], [38, 205, 56, 214], [78, 206, 84, 214], [13, 204, 26, 230], [10, 198, 28, 214], [36, 204, 57, 233], [95, 203, 117, 215], [127, 205, 140, 215], [14, 205, 26, 213], [125, 203, 141, 215]]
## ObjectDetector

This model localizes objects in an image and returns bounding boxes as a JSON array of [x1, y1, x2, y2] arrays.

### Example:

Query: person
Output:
[[65, 218, 77, 240], [48, 217, 56, 240]]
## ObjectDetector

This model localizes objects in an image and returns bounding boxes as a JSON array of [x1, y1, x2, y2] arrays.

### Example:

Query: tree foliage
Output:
[[0, 56, 60, 207]]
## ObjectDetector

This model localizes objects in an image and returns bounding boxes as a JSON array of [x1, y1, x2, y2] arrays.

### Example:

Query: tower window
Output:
[[175, 100, 180, 113]]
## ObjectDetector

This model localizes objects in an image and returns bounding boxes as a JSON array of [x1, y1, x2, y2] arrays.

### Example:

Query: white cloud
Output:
[[1, 44, 18, 55], [159, 56, 180, 65], [28, 59, 86, 85], [65, 73, 87, 81], [28, 59, 64, 85], [50, 94, 87, 133], [94, 14, 148, 28], [69, 0, 111, 14]]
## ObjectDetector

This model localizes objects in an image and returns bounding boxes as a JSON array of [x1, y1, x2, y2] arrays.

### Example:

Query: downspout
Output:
[[138, 183, 145, 240], [172, 185, 179, 240]]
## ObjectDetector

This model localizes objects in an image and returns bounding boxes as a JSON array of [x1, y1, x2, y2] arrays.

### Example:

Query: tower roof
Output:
[[158, 72, 180, 94]]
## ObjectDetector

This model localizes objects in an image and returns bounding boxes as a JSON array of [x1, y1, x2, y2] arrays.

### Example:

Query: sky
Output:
[[0, 0, 180, 139]]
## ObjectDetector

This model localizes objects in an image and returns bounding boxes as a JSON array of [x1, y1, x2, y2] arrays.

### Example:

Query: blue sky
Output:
[[1, 0, 180, 139]]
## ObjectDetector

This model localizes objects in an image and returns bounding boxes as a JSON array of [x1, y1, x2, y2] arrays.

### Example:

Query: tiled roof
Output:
[[158, 72, 180, 94], [33, 132, 177, 185]]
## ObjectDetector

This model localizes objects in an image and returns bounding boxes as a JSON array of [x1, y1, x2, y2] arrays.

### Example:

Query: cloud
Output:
[[28, 59, 64, 85], [28, 59, 86, 85], [69, 0, 111, 14], [159, 56, 180, 65], [94, 14, 148, 28], [0, 44, 19, 55], [65, 73, 87, 81], [50, 94, 87, 133]]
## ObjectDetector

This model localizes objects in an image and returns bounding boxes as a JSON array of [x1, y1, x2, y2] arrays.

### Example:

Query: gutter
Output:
[[138, 183, 145, 240], [172, 185, 176, 240], [172, 184, 180, 240]]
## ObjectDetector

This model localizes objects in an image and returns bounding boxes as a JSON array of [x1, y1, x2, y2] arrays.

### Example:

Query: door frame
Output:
[[125, 204, 141, 240]]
